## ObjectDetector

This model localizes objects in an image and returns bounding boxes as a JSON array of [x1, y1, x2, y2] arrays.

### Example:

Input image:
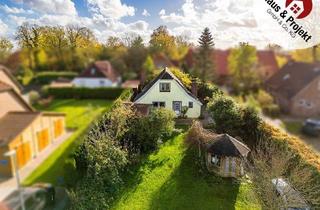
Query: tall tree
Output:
[[41, 26, 68, 70], [149, 26, 176, 58], [0, 37, 13, 63], [228, 42, 259, 95], [195, 27, 215, 82], [66, 26, 96, 71], [16, 24, 43, 70]]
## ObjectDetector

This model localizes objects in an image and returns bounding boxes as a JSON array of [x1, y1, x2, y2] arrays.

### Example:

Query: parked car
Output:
[[272, 178, 311, 210], [1, 183, 70, 210], [302, 119, 320, 137]]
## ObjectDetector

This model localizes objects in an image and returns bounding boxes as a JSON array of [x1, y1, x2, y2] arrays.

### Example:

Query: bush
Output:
[[48, 87, 125, 100], [197, 82, 223, 104], [29, 91, 40, 105], [262, 104, 281, 118], [208, 96, 242, 136], [33, 71, 78, 84], [128, 108, 176, 153]]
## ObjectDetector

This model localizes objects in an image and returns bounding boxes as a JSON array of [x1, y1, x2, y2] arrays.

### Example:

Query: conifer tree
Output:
[[195, 27, 215, 81]]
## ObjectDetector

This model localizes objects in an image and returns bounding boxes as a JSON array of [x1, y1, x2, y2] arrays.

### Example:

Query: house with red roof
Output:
[[72, 60, 121, 88], [184, 49, 279, 83]]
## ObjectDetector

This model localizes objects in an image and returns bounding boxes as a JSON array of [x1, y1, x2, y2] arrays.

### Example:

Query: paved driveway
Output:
[[0, 132, 72, 201]]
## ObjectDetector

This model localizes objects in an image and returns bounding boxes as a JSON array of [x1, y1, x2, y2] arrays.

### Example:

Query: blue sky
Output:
[[0, 0, 281, 48]]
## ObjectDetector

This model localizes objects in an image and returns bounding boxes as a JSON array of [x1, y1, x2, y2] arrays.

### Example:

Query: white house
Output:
[[72, 61, 121, 88], [132, 68, 203, 118]]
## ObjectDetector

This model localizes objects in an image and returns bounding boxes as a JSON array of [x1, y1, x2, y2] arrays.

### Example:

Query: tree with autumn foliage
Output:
[[0, 37, 13, 63], [228, 42, 260, 95], [195, 27, 215, 82]]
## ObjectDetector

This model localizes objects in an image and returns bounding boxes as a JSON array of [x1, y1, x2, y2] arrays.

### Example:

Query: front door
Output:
[[172, 101, 182, 116]]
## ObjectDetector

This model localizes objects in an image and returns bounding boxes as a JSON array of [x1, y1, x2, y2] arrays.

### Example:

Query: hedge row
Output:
[[34, 71, 78, 84], [48, 87, 126, 100]]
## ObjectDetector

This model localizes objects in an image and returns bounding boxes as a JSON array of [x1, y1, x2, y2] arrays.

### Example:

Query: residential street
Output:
[[0, 132, 72, 201]]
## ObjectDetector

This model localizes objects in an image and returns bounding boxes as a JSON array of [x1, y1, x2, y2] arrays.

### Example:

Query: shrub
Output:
[[33, 71, 78, 84], [47, 87, 125, 100], [197, 82, 223, 104], [29, 91, 40, 105], [129, 108, 176, 153], [262, 104, 281, 118], [208, 96, 242, 136]]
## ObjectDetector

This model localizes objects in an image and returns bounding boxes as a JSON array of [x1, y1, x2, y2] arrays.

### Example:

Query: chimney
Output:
[[191, 78, 198, 97]]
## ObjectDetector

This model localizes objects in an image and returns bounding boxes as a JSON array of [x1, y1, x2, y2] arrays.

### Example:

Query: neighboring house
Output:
[[266, 62, 320, 117], [204, 134, 250, 178], [184, 49, 279, 83], [121, 80, 140, 89], [153, 54, 174, 69], [132, 68, 203, 118], [0, 81, 32, 119], [0, 65, 23, 94], [0, 68, 66, 177], [72, 61, 121, 88]]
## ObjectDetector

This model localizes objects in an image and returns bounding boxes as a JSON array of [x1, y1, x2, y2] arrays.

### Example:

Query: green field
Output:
[[112, 134, 261, 210], [23, 99, 113, 187]]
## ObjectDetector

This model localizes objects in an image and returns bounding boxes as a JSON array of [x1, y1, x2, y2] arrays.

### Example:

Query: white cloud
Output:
[[87, 0, 135, 20], [16, 0, 77, 16], [0, 19, 8, 36], [158, 0, 269, 48], [159, 9, 166, 16], [0, 4, 33, 14], [142, 9, 150, 17]]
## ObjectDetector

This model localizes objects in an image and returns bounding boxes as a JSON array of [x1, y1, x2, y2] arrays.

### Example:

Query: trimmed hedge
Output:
[[48, 87, 125, 100], [34, 71, 78, 84]]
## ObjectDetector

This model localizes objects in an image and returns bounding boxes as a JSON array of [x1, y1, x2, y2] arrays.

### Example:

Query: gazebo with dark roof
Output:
[[204, 134, 251, 178]]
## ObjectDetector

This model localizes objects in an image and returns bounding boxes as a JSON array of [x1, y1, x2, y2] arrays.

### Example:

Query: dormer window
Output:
[[160, 83, 171, 92], [91, 68, 96, 75]]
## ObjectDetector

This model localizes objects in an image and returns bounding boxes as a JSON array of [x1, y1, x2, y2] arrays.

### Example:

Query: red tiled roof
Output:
[[185, 49, 279, 77], [153, 54, 174, 69], [257, 50, 279, 76], [121, 80, 140, 89], [77, 60, 120, 82], [213, 50, 230, 76]]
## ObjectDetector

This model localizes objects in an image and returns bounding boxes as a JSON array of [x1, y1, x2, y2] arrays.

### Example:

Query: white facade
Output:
[[134, 79, 202, 118], [72, 78, 120, 88]]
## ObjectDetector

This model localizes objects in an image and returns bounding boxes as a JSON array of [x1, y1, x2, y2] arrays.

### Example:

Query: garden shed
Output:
[[205, 134, 250, 178]]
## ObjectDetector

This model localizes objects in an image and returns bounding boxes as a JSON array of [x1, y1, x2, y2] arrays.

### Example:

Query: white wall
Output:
[[72, 78, 120, 88], [134, 79, 202, 118]]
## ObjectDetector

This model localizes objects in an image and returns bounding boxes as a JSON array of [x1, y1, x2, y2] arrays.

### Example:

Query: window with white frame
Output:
[[188, 102, 193, 108], [159, 83, 171, 92]]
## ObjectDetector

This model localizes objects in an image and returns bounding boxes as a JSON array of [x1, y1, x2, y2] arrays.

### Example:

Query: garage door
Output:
[[16, 142, 31, 169], [54, 119, 63, 138], [37, 129, 49, 152]]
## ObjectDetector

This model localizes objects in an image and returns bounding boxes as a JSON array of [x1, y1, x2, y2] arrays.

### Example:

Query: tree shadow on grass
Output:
[[149, 147, 241, 210]]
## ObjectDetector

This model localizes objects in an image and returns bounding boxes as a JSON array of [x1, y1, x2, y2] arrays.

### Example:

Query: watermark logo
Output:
[[285, 0, 313, 19], [254, 0, 320, 49]]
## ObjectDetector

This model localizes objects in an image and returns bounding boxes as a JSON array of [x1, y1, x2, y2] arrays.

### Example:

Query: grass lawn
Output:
[[112, 133, 261, 210], [282, 120, 303, 135], [23, 99, 113, 187]]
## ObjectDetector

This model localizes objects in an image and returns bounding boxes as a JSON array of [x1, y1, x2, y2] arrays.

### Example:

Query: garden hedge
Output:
[[33, 71, 78, 84], [48, 87, 126, 100]]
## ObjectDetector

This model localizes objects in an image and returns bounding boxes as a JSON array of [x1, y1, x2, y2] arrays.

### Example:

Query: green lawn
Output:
[[282, 120, 303, 135], [112, 133, 261, 210], [23, 99, 113, 187]]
